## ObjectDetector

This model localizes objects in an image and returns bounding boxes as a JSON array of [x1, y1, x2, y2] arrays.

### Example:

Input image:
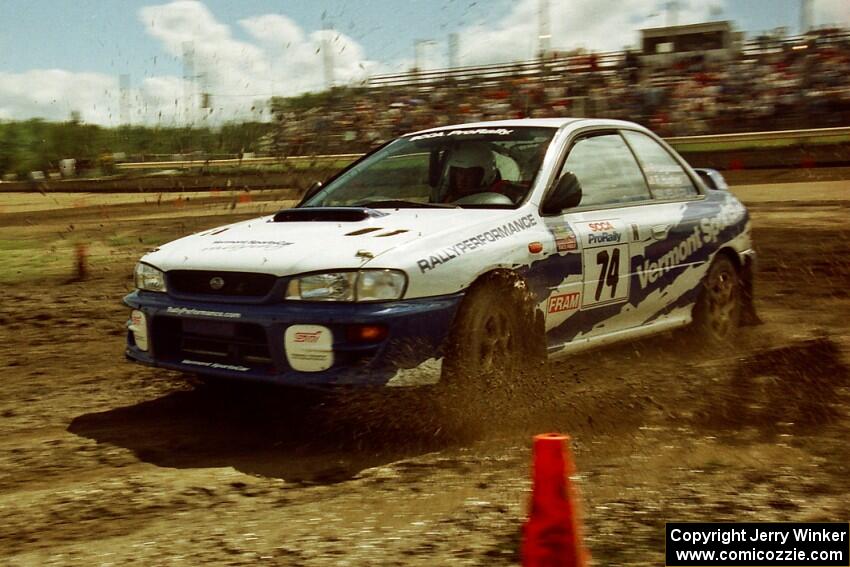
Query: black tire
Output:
[[692, 255, 742, 345], [440, 273, 546, 397]]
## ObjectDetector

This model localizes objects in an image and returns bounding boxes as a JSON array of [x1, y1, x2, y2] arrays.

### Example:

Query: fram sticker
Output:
[[548, 292, 581, 314]]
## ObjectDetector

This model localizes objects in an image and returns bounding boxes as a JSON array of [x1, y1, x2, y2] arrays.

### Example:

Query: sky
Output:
[[0, 0, 847, 126]]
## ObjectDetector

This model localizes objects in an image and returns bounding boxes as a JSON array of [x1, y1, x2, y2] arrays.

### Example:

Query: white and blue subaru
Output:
[[125, 119, 756, 387]]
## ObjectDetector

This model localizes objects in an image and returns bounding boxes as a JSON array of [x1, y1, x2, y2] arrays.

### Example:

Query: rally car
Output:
[[124, 118, 756, 387]]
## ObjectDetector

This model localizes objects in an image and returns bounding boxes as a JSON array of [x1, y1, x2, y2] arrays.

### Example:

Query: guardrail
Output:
[[116, 153, 363, 171], [114, 127, 850, 171], [666, 126, 850, 147]]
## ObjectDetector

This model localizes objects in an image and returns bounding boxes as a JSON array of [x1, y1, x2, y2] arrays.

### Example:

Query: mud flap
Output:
[[739, 253, 762, 326]]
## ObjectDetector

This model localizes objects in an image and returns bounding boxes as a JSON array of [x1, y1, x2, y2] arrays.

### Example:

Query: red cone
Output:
[[74, 242, 89, 280], [522, 433, 587, 567]]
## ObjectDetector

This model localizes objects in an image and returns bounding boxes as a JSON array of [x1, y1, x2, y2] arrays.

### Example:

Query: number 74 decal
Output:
[[582, 243, 630, 308]]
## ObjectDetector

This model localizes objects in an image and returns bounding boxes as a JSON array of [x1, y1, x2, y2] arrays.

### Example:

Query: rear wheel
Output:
[[692, 255, 742, 345]]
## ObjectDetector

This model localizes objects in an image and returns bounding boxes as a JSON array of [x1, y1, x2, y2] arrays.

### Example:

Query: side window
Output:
[[559, 133, 651, 207], [622, 130, 698, 200]]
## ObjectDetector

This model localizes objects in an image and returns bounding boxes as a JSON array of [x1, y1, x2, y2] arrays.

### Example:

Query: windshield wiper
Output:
[[352, 199, 458, 209]]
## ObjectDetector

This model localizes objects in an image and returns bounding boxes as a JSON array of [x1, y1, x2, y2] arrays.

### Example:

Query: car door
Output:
[[541, 130, 676, 346], [619, 129, 705, 324]]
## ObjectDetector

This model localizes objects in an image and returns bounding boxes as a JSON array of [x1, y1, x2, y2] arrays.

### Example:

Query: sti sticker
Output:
[[285, 325, 333, 372]]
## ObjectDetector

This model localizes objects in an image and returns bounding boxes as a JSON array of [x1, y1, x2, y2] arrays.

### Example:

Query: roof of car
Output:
[[406, 117, 647, 136]]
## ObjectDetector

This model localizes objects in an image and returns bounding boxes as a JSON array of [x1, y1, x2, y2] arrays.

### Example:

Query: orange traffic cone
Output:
[[74, 242, 89, 280], [522, 433, 587, 567]]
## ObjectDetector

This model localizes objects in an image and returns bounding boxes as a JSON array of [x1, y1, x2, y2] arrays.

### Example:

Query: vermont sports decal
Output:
[[635, 197, 746, 290], [526, 193, 749, 347]]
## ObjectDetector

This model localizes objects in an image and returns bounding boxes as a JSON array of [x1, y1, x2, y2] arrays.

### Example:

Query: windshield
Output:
[[303, 127, 556, 209]]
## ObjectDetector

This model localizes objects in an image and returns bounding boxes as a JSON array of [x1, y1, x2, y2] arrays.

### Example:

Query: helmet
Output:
[[446, 142, 498, 188]]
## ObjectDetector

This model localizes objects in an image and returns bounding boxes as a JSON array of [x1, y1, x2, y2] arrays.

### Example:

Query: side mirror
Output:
[[694, 168, 728, 191], [298, 181, 323, 206], [542, 172, 582, 215]]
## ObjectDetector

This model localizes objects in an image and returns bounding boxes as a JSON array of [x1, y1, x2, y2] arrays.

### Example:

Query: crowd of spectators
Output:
[[272, 27, 850, 156]]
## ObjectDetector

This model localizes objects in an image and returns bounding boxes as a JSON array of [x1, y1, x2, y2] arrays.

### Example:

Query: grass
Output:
[[0, 190, 261, 283], [0, 239, 28, 252], [1, 241, 76, 283], [0, 223, 190, 285]]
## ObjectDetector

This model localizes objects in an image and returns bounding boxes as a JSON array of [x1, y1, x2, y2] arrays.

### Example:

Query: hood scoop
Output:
[[272, 207, 388, 223]]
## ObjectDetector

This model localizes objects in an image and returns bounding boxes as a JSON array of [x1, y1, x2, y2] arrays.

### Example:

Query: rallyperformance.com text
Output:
[[666, 522, 849, 566]]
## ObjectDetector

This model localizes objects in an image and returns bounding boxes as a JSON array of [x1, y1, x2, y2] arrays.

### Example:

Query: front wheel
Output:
[[692, 255, 742, 345], [440, 274, 546, 397]]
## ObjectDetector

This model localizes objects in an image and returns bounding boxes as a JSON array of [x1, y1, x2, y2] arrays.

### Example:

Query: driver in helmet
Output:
[[442, 142, 501, 203]]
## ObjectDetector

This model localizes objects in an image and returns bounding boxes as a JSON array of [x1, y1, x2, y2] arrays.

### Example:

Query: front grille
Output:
[[168, 270, 277, 297], [153, 317, 274, 370]]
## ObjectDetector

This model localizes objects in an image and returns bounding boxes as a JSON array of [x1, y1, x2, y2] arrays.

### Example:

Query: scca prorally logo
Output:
[[588, 221, 614, 232], [583, 220, 622, 246], [294, 331, 322, 343], [587, 231, 621, 245], [209, 276, 225, 290], [548, 292, 581, 314]]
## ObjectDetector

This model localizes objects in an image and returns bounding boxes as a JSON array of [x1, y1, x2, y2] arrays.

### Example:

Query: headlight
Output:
[[357, 269, 407, 301], [286, 270, 406, 302], [134, 262, 167, 292], [288, 272, 357, 301]]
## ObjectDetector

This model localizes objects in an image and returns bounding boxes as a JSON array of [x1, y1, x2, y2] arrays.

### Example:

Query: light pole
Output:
[[538, 0, 551, 57]]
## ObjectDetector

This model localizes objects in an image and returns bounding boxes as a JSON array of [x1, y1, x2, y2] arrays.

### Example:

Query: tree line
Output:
[[0, 119, 275, 178]]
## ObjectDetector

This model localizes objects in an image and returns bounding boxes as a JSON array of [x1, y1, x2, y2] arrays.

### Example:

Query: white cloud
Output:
[[136, 1, 378, 121], [816, 0, 850, 27], [0, 70, 118, 124], [457, 0, 728, 65], [0, 1, 380, 125]]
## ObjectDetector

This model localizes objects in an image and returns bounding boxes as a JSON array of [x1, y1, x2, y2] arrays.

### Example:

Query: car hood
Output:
[[140, 207, 514, 276]]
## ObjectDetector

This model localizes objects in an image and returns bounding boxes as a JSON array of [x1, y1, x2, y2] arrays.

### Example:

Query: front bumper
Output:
[[123, 291, 463, 386]]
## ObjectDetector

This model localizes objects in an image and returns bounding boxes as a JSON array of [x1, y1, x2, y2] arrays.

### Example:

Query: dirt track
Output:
[[1, 182, 849, 565]]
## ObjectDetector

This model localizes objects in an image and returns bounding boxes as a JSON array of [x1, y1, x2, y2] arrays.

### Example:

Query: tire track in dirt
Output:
[[1, 192, 849, 565]]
